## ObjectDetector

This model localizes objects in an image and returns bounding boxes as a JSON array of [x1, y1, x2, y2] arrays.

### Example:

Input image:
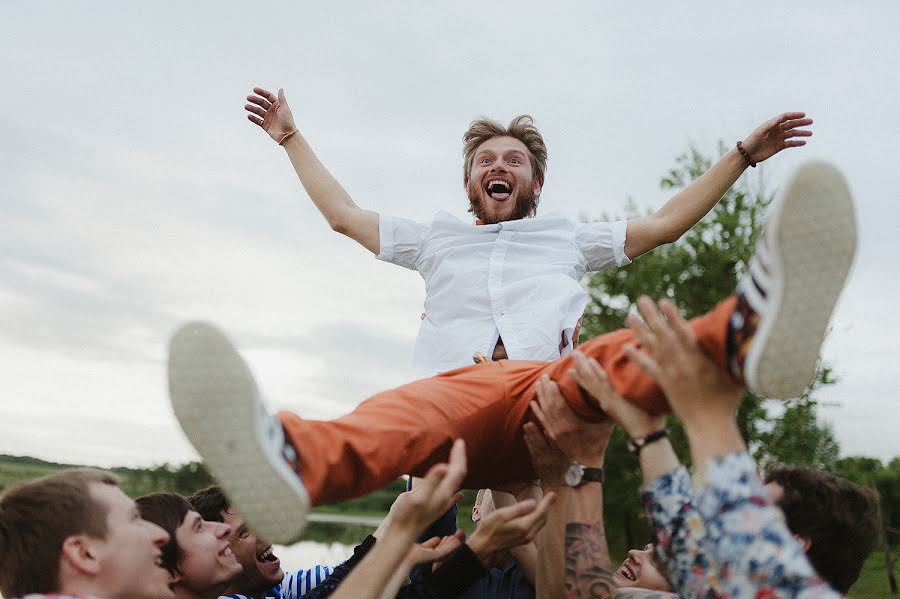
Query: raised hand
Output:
[[740, 112, 813, 164], [467, 492, 556, 567], [388, 439, 468, 534], [569, 351, 666, 440], [623, 297, 744, 436], [245, 86, 298, 144], [405, 529, 466, 568], [522, 422, 569, 488], [530, 374, 615, 466]]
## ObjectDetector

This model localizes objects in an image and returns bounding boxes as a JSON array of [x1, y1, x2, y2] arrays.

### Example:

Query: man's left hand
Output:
[[741, 112, 813, 164]]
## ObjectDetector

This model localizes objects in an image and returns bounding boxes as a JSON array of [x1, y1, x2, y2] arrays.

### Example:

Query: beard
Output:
[[467, 179, 539, 224]]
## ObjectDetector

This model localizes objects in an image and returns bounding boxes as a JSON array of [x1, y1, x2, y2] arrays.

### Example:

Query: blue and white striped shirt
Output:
[[223, 565, 334, 599]]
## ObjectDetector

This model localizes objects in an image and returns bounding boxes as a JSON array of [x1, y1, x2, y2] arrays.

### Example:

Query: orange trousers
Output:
[[279, 297, 735, 506]]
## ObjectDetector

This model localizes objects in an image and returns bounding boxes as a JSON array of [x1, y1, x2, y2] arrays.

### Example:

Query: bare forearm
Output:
[[535, 486, 569, 599], [638, 439, 680, 485], [332, 528, 416, 599], [684, 418, 745, 472], [281, 133, 379, 252], [654, 148, 746, 242]]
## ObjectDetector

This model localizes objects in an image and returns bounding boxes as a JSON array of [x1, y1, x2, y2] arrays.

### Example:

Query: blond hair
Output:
[[463, 115, 547, 186]]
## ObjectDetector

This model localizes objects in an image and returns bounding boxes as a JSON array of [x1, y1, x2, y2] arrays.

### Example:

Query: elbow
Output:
[[329, 214, 351, 236]]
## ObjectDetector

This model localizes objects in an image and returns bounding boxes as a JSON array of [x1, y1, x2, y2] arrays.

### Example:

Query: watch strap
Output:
[[577, 466, 604, 486], [627, 429, 668, 456]]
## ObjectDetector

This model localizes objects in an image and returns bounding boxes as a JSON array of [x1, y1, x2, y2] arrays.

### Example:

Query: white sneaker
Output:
[[735, 161, 857, 399], [168, 322, 310, 544]]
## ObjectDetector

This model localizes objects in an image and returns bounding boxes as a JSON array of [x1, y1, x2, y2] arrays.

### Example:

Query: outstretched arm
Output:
[[246, 87, 380, 254], [624, 112, 813, 259]]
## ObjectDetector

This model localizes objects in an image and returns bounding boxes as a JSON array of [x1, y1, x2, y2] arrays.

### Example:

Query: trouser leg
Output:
[[279, 297, 736, 505]]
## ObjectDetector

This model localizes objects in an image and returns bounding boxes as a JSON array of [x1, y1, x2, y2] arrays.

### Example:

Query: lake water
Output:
[[273, 540, 356, 570]]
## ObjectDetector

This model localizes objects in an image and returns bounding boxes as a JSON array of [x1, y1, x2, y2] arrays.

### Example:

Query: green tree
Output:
[[581, 144, 839, 556]]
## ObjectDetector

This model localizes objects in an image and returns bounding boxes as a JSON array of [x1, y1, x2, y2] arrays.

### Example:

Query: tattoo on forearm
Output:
[[565, 522, 615, 598]]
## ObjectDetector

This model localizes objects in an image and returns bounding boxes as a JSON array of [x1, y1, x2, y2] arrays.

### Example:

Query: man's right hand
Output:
[[245, 86, 298, 144]]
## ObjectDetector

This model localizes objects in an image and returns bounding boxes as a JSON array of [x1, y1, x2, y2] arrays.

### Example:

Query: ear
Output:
[[61, 535, 101, 576], [532, 177, 542, 197], [794, 534, 812, 552], [471, 506, 480, 523]]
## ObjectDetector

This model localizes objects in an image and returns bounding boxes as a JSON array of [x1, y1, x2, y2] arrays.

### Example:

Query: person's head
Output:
[[188, 486, 283, 596], [137, 492, 242, 598], [0, 468, 172, 599], [765, 466, 880, 594], [463, 115, 547, 224], [471, 488, 496, 524], [612, 543, 670, 591]]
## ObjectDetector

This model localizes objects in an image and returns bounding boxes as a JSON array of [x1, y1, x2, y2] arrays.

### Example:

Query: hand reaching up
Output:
[[245, 86, 298, 144], [740, 112, 813, 164], [569, 350, 666, 440], [467, 492, 556, 567], [530, 374, 615, 466]]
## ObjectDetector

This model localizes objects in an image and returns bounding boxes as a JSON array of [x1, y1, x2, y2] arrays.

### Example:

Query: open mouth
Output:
[[257, 545, 279, 564], [218, 545, 234, 559], [485, 179, 512, 201], [617, 562, 637, 582]]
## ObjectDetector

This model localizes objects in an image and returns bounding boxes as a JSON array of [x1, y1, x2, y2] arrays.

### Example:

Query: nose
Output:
[[149, 522, 170, 546], [217, 522, 232, 539]]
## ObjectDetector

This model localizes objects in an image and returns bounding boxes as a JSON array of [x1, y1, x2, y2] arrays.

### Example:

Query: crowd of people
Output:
[[0, 87, 883, 598]]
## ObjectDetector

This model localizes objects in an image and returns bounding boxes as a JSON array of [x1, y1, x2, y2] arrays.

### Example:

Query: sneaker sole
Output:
[[168, 322, 310, 544], [745, 161, 857, 399]]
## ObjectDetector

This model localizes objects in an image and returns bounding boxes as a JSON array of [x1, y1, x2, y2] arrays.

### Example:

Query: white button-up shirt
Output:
[[378, 210, 630, 373]]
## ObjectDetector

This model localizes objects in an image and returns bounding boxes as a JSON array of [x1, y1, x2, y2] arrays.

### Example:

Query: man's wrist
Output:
[[465, 533, 496, 567]]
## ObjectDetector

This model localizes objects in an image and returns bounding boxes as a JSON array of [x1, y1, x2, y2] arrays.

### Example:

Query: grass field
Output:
[[848, 551, 897, 598]]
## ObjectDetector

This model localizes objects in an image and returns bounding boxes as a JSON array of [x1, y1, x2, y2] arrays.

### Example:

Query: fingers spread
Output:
[[657, 299, 696, 345], [247, 114, 263, 126], [245, 104, 267, 118], [624, 343, 660, 380], [246, 94, 272, 109], [252, 86, 277, 102]]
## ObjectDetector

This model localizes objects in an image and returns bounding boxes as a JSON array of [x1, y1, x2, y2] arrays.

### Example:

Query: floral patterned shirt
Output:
[[639, 452, 841, 599]]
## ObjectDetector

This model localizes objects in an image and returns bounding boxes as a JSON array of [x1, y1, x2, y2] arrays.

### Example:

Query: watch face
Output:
[[564, 463, 583, 487]]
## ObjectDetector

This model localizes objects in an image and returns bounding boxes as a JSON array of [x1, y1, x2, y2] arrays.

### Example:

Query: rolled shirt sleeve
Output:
[[377, 214, 429, 271], [574, 219, 631, 271]]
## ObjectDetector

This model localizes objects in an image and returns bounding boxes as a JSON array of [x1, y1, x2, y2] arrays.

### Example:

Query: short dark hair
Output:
[[136, 492, 193, 575], [0, 468, 118, 598], [766, 466, 880, 594], [188, 486, 229, 524]]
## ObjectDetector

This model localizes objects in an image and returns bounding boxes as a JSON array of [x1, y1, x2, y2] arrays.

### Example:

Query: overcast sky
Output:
[[1, 2, 898, 468]]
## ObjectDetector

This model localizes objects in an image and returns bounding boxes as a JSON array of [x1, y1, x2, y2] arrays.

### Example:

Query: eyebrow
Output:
[[476, 149, 526, 158]]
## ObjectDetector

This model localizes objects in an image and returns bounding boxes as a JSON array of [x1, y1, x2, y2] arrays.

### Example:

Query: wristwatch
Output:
[[564, 463, 604, 487]]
